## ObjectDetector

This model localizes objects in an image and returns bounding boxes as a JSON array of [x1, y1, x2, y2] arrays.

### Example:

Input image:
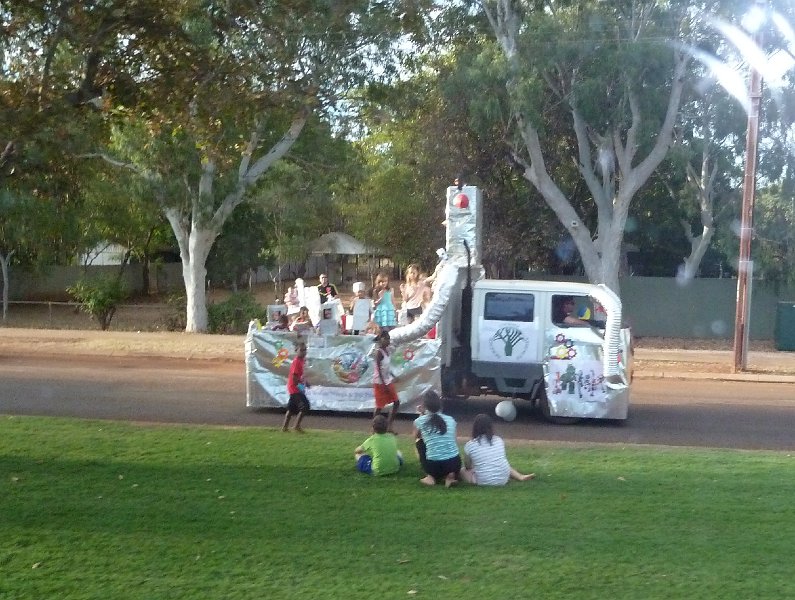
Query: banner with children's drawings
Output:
[[543, 330, 630, 420], [245, 325, 442, 413]]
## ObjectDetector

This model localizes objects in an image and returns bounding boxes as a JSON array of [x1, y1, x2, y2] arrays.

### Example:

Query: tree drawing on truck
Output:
[[490, 326, 527, 358]]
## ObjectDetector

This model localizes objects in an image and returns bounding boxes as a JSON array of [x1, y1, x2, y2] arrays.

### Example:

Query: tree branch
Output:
[[571, 107, 606, 206], [618, 88, 641, 173], [0, 141, 15, 170], [238, 122, 263, 181], [80, 152, 158, 181], [480, 0, 521, 66], [243, 106, 310, 183], [628, 50, 689, 194]]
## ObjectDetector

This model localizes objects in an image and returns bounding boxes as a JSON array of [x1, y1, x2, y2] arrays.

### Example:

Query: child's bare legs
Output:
[[386, 400, 400, 434], [509, 467, 535, 481], [459, 468, 476, 484], [444, 471, 458, 488], [415, 437, 434, 485], [281, 411, 292, 432], [293, 410, 306, 432]]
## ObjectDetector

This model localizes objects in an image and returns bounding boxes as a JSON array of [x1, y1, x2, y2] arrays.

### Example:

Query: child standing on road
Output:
[[282, 341, 310, 432], [372, 330, 400, 433], [354, 414, 403, 476]]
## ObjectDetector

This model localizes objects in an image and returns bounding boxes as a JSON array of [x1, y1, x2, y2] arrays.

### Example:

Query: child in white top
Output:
[[317, 307, 340, 336], [349, 282, 371, 334], [460, 414, 535, 486], [400, 263, 425, 323], [372, 330, 400, 433]]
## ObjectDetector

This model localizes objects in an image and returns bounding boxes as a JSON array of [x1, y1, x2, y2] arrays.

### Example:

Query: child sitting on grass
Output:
[[354, 414, 403, 476], [459, 413, 535, 486]]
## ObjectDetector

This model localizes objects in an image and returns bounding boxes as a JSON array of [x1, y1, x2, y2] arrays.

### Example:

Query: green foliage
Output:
[[4, 416, 795, 599], [251, 129, 355, 261], [163, 292, 187, 332], [206, 203, 271, 290], [207, 292, 264, 334], [351, 46, 561, 275], [752, 185, 795, 287], [66, 276, 128, 330], [0, 1, 177, 266]]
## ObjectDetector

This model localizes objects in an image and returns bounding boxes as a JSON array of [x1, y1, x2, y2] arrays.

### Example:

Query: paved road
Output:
[[1, 353, 794, 451]]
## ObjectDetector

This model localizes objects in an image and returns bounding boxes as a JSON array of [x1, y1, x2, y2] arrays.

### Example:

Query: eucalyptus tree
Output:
[[0, 0, 184, 295], [80, 166, 173, 293], [92, 0, 430, 332], [470, 0, 711, 294], [667, 0, 795, 282], [208, 126, 353, 295], [348, 44, 563, 275], [658, 85, 745, 279]]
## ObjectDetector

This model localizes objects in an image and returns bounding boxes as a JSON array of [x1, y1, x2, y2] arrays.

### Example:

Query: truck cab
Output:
[[439, 277, 631, 421]]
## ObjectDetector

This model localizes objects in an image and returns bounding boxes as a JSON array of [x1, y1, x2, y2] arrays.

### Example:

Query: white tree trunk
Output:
[[680, 224, 715, 280], [0, 250, 13, 322], [183, 228, 216, 332], [679, 151, 717, 280]]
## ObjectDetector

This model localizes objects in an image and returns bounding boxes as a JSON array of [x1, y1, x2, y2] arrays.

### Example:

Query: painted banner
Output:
[[245, 325, 441, 413], [543, 329, 630, 420]]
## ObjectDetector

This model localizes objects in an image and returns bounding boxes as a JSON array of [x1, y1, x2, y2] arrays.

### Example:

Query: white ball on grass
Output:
[[495, 400, 517, 422]]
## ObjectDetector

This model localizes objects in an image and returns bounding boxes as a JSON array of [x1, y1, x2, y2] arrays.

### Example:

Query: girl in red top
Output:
[[282, 342, 310, 432]]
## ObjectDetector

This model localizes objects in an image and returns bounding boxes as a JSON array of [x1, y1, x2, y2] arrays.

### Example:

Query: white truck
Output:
[[246, 185, 632, 421]]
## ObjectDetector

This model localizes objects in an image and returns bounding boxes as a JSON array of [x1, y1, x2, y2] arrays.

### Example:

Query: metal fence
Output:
[[1, 300, 174, 331]]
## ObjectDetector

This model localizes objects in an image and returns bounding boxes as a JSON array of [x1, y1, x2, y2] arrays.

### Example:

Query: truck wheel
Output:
[[538, 394, 582, 425]]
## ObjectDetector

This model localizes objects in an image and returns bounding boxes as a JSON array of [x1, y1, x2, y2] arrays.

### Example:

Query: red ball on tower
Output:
[[453, 193, 469, 209]]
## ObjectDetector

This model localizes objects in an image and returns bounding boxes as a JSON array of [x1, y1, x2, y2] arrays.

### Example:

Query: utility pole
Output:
[[733, 7, 765, 372]]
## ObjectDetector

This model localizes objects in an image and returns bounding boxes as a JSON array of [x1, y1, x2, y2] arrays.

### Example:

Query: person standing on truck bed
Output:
[[372, 271, 397, 331], [400, 263, 425, 323], [317, 273, 338, 304]]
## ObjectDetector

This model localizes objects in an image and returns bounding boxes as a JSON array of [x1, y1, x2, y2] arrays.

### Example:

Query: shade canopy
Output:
[[307, 232, 379, 255]]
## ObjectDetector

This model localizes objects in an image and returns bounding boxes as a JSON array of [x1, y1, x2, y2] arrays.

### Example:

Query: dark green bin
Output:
[[775, 302, 795, 351]]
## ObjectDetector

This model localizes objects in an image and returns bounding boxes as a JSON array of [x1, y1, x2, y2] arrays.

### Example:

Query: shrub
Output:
[[163, 292, 187, 332], [207, 292, 265, 334], [67, 276, 128, 330]]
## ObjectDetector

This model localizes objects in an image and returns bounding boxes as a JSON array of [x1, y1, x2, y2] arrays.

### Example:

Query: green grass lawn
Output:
[[2, 415, 795, 599]]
